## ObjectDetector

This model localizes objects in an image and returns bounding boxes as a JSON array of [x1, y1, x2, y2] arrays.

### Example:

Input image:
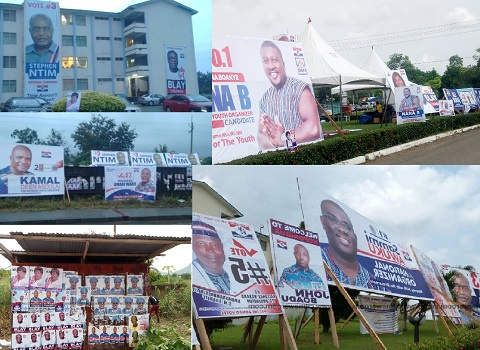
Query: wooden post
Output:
[[328, 308, 340, 348], [278, 314, 299, 350], [316, 100, 347, 136], [430, 302, 439, 333], [324, 262, 386, 350], [242, 317, 255, 344], [192, 316, 213, 350], [340, 311, 355, 329], [64, 178, 71, 202], [294, 308, 308, 339], [402, 299, 408, 332], [433, 301, 453, 336], [250, 315, 267, 349], [279, 313, 287, 350], [314, 308, 320, 344]]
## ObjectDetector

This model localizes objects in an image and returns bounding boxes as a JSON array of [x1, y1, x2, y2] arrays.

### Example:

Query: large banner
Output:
[[387, 69, 410, 89], [24, 0, 61, 103], [441, 265, 480, 323], [192, 213, 283, 319], [457, 88, 479, 110], [91, 151, 130, 166], [299, 185, 434, 300], [411, 247, 461, 323], [104, 166, 156, 201], [394, 86, 425, 124], [439, 100, 455, 116], [163, 153, 193, 167], [443, 89, 464, 110], [358, 295, 399, 334], [0, 143, 64, 197], [165, 46, 186, 94], [129, 152, 166, 167], [212, 35, 323, 164], [420, 86, 439, 114], [269, 219, 331, 307]]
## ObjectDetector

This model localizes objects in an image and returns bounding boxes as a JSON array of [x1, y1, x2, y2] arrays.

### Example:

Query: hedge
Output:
[[225, 113, 480, 165], [52, 91, 126, 112], [406, 326, 480, 350]]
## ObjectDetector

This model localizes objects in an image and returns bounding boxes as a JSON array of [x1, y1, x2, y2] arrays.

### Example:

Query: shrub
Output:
[[52, 91, 126, 112], [158, 283, 190, 319], [406, 328, 480, 350], [224, 113, 480, 165], [135, 327, 190, 350]]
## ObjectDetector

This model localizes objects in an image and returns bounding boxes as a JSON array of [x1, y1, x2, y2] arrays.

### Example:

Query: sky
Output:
[[213, 0, 480, 75], [0, 0, 212, 73], [0, 224, 191, 271], [0, 112, 212, 159], [194, 165, 480, 272]]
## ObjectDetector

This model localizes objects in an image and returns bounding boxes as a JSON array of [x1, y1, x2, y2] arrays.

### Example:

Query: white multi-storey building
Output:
[[0, 0, 199, 102]]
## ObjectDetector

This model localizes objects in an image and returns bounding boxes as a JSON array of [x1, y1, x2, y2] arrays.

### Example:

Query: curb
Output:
[[335, 125, 480, 165]]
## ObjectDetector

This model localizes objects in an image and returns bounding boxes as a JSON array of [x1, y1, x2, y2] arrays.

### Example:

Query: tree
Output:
[[386, 53, 415, 71], [11, 128, 42, 144], [162, 265, 175, 284], [441, 55, 467, 89], [197, 71, 212, 98], [154, 144, 169, 153], [71, 114, 137, 164]]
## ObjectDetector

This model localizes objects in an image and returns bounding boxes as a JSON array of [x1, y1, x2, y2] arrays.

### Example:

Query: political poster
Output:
[[66, 91, 81, 112], [441, 265, 480, 323], [387, 69, 410, 89], [394, 86, 425, 124], [12, 289, 29, 312], [443, 89, 463, 110], [457, 88, 479, 110], [269, 219, 331, 307], [11, 266, 30, 289], [474, 88, 480, 105], [439, 100, 455, 116], [91, 150, 130, 166], [163, 153, 192, 167], [104, 166, 156, 201], [192, 213, 283, 318], [0, 143, 64, 197], [165, 46, 186, 94], [358, 295, 399, 334], [24, 0, 61, 103], [299, 184, 434, 300], [420, 86, 439, 114], [129, 151, 166, 167], [411, 246, 462, 323], [212, 34, 324, 164]]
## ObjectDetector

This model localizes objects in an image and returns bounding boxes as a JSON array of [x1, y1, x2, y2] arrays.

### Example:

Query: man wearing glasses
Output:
[[26, 14, 59, 63], [320, 200, 376, 289]]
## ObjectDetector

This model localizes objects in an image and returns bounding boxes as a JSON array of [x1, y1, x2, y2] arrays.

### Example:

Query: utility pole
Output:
[[188, 115, 194, 153]]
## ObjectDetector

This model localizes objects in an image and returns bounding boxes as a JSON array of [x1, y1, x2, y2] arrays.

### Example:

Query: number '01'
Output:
[[212, 46, 232, 68]]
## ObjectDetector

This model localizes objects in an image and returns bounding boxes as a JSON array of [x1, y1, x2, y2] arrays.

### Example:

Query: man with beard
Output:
[[279, 244, 324, 290]]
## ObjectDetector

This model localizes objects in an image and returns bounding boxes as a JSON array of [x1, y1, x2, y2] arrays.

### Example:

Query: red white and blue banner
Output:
[[299, 184, 434, 300], [442, 88, 479, 111], [457, 88, 479, 110], [129, 152, 164, 167], [439, 100, 455, 116], [91, 151, 130, 166], [192, 213, 283, 319], [420, 86, 439, 114], [163, 153, 193, 167], [24, 0, 61, 103], [165, 45, 186, 94], [394, 86, 425, 124], [104, 166, 156, 201], [269, 219, 331, 307], [212, 35, 323, 164], [0, 143, 64, 197]]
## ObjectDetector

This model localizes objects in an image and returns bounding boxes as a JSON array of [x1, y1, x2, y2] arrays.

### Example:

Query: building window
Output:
[[75, 15, 86, 26], [97, 57, 111, 61], [113, 18, 121, 22], [63, 78, 88, 90], [114, 37, 122, 41], [2, 80, 16, 93], [62, 56, 88, 69], [77, 79, 88, 90], [61, 14, 73, 25], [116, 78, 124, 82], [3, 56, 16, 68], [95, 16, 108, 20], [98, 78, 112, 82], [115, 57, 123, 61], [76, 36, 87, 47], [96, 37, 109, 41], [62, 35, 73, 46], [3, 32, 16, 45], [3, 9, 16, 22]]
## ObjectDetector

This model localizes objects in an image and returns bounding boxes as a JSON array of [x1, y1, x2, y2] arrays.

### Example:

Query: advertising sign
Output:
[[129, 152, 165, 167], [163, 153, 192, 167], [192, 213, 283, 318], [387, 69, 410, 89], [104, 166, 156, 201], [439, 100, 455, 116], [269, 218, 331, 307], [0, 143, 64, 197], [24, 0, 61, 103], [358, 295, 399, 334], [394, 86, 425, 124], [457, 88, 479, 110], [66, 91, 81, 112], [299, 184, 434, 300], [411, 247, 461, 323], [442, 89, 463, 110], [165, 46, 186, 94], [420, 86, 439, 114], [212, 34, 323, 164], [91, 151, 129, 166]]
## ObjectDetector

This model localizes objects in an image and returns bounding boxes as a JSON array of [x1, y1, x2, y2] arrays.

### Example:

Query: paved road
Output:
[[365, 128, 480, 165]]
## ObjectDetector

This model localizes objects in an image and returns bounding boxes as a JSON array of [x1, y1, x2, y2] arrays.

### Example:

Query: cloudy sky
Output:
[[194, 165, 480, 271], [0, 0, 211, 73], [213, 0, 480, 74], [0, 225, 191, 271], [0, 112, 211, 159]]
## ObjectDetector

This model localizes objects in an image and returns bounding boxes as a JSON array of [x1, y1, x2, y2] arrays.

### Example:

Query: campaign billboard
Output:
[[387, 69, 410, 89], [457, 88, 479, 110], [165, 46, 186, 94], [441, 265, 480, 323], [411, 247, 462, 323], [163, 153, 193, 167], [104, 166, 156, 201], [269, 219, 331, 307], [443, 89, 464, 110], [0, 143, 64, 197], [420, 86, 439, 114], [358, 295, 399, 334], [24, 0, 61, 103], [212, 35, 324, 164], [66, 91, 81, 112], [439, 100, 455, 116], [394, 85, 425, 124], [299, 184, 434, 300], [192, 213, 283, 319], [91, 151, 130, 166], [129, 152, 166, 167]]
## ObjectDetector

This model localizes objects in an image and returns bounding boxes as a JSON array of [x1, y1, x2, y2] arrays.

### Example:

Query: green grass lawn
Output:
[[209, 318, 451, 350]]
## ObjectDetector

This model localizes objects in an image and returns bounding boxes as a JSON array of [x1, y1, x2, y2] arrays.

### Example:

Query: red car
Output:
[[162, 94, 212, 112]]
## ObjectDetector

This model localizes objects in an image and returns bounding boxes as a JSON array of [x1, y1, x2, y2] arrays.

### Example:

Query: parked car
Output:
[[1, 97, 51, 112], [138, 94, 165, 106], [34, 97, 53, 112], [115, 95, 140, 112], [163, 94, 212, 112], [354, 101, 376, 111]]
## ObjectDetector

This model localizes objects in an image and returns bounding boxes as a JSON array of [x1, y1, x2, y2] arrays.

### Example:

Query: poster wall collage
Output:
[[3, 1, 480, 350]]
